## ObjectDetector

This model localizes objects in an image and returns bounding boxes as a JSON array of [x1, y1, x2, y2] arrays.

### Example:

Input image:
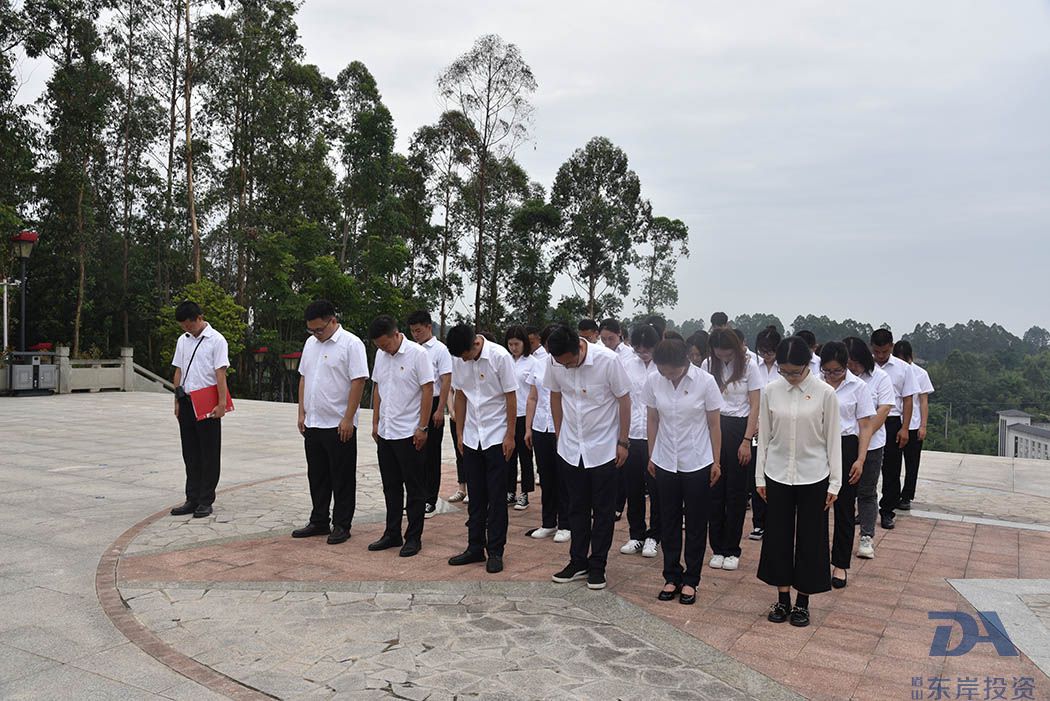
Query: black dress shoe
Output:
[[486, 555, 504, 573], [789, 606, 811, 627], [399, 540, 421, 557], [368, 534, 403, 551], [292, 523, 331, 539], [448, 551, 485, 566], [192, 504, 213, 518], [881, 514, 896, 530], [658, 584, 681, 602], [679, 587, 697, 605], [832, 571, 848, 589], [897, 499, 912, 511], [768, 601, 790, 623], [327, 526, 350, 544], [170, 501, 197, 516]]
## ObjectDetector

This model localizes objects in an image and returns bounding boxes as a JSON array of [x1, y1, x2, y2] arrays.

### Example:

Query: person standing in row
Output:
[[600, 318, 633, 363], [818, 341, 875, 588], [756, 336, 841, 628], [643, 339, 723, 605], [870, 329, 918, 530], [408, 311, 453, 519], [504, 325, 537, 510], [619, 324, 662, 559], [893, 340, 934, 511], [170, 301, 230, 519], [747, 325, 782, 542], [292, 300, 368, 544], [525, 325, 571, 542], [368, 316, 434, 557], [578, 318, 600, 344], [796, 330, 822, 377], [710, 311, 729, 330], [546, 325, 632, 591], [843, 337, 894, 559], [703, 328, 762, 571], [686, 331, 709, 368], [445, 387, 468, 504], [446, 324, 518, 574]]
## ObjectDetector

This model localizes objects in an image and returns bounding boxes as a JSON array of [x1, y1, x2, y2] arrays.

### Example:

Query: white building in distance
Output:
[[998, 410, 1050, 460]]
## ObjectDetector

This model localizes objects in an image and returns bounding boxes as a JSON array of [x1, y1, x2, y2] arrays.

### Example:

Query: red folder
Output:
[[189, 384, 235, 421]]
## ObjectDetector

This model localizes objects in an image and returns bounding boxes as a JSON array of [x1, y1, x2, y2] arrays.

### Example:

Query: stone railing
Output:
[[1, 347, 173, 394]]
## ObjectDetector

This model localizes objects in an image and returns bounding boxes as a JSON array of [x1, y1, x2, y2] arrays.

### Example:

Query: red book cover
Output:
[[189, 384, 235, 421]]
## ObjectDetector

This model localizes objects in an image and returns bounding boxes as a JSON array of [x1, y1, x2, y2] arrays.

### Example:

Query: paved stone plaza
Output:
[[2, 393, 1050, 700]]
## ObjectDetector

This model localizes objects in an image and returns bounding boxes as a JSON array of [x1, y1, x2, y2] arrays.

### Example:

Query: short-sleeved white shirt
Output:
[[754, 358, 780, 388], [701, 357, 763, 418], [831, 370, 876, 437], [640, 365, 724, 473], [859, 366, 895, 451], [299, 326, 369, 429], [371, 336, 434, 440], [421, 336, 453, 399], [544, 341, 631, 468], [622, 351, 656, 440], [511, 354, 537, 418], [878, 354, 920, 417], [909, 364, 935, 430], [171, 323, 229, 393], [451, 338, 519, 450], [526, 354, 554, 433]]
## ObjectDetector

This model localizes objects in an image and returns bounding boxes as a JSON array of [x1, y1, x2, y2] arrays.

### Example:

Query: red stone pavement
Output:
[[119, 469, 1050, 701]]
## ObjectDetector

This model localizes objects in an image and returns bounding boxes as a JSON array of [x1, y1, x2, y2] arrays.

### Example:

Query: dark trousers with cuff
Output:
[[508, 415, 535, 493], [831, 435, 860, 570], [748, 442, 766, 530], [624, 438, 659, 541], [449, 419, 466, 485], [533, 430, 568, 529], [424, 397, 445, 505], [880, 416, 904, 517], [376, 436, 425, 544], [901, 428, 924, 503], [565, 458, 618, 574], [304, 427, 357, 529], [656, 465, 711, 588], [463, 444, 510, 557], [177, 395, 221, 506], [757, 475, 831, 594], [710, 415, 749, 557]]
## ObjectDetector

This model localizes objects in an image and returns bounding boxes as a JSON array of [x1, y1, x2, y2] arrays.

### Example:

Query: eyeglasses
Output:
[[777, 367, 807, 378], [306, 319, 332, 336], [821, 367, 846, 377], [758, 349, 776, 358]]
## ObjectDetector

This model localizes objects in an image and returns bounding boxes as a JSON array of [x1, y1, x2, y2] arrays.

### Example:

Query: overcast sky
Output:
[[15, 1, 1050, 335]]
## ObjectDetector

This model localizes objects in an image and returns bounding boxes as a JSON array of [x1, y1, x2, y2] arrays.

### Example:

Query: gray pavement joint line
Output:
[[901, 509, 1050, 533]]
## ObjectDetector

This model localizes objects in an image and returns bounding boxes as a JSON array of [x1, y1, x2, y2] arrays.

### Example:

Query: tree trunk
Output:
[[439, 186, 451, 338], [184, 0, 200, 282], [474, 163, 486, 327], [73, 178, 87, 357], [161, 0, 181, 304], [121, 0, 135, 347]]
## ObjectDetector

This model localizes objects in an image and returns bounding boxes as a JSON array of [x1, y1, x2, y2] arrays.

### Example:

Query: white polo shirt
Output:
[[640, 365, 724, 473], [701, 357, 763, 418], [858, 366, 895, 451], [756, 373, 842, 495], [526, 354, 555, 433], [909, 364, 935, 430], [622, 351, 656, 440], [371, 335, 434, 440], [544, 341, 631, 468], [831, 370, 876, 437], [171, 323, 229, 393], [877, 354, 920, 417], [512, 354, 537, 418], [299, 326, 369, 429], [421, 336, 453, 399], [451, 338, 518, 450]]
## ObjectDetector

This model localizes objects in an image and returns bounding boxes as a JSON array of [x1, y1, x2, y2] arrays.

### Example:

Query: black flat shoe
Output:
[[658, 584, 681, 602], [768, 601, 790, 623], [897, 499, 911, 511], [192, 504, 213, 518], [368, 534, 403, 551], [326, 526, 350, 544], [170, 501, 197, 516], [832, 571, 848, 589], [399, 540, 421, 557], [486, 555, 504, 573], [880, 514, 895, 530], [679, 587, 697, 605], [448, 551, 485, 566], [292, 523, 331, 538], [789, 606, 810, 627]]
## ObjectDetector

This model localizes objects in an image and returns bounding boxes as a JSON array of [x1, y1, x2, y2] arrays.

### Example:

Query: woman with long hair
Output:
[[504, 325, 537, 510]]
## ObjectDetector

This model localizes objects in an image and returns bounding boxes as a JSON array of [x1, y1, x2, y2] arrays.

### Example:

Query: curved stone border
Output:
[[96, 474, 299, 701]]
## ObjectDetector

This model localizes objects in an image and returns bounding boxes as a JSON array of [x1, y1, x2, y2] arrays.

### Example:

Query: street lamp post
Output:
[[252, 346, 268, 400], [280, 352, 301, 403], [10, 230, 39, 353]]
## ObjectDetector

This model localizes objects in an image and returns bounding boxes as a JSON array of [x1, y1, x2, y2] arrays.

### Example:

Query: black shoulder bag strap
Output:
[[177, 335, 206, 396]]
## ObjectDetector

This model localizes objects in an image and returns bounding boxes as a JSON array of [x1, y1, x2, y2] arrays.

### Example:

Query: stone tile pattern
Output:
[[1022, 594, 1050, 631]]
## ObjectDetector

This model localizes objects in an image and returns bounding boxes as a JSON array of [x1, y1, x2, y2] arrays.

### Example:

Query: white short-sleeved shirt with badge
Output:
[[299, 326, 369, 429], [833, 370, 876, 437], [859, 366, 896, 450], [543, 341, 631, 468], [622, 351, 656, 440], [512, 354, 538, 418], [909, 364, 935, 430], [171, 323, 229, 393], [701, 357, 763, 418], [421, 336, 453, 398], [451, 338, 519, 450], [640, 364, 724, 473], [525, 354, 555, 433], [878, 354, 920, 417], [371, 336, 434, 440]]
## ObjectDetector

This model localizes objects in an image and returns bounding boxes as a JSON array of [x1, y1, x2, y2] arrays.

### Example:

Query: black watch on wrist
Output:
[[617, 439, 630, 449], [417, 425, 428, 433]]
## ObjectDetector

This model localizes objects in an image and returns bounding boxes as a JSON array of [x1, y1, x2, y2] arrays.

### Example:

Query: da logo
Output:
[[928, 611, 1019, 657]]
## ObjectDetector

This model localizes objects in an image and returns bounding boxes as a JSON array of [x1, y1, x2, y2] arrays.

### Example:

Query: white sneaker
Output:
[[722, 555, 739, 571], [553, 529, 571, 543], [641, 538, 658, 558], [447, 490, 465, 503], [531, 527, 557, 539], [709, 554, 725, 569], [857, 535, 875, 559], [620, 539, 643, 554]]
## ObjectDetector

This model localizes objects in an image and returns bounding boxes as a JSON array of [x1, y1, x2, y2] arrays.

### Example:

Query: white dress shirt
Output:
[[171, 323, 229, 393], [858, 366, 895, 451], [512, 354, 537, 418], [754, 358, 780, 388], [756, 373, 842, 495], [299, 326, 368, 429], [701, 357, 763, 418], [371, 336, 434, 440], [615, 343, 634, 364], [526, 355, 555, 433], [831, 370, 876, 437], [421, 336, 453, 399], [622, 351, 656, 440], [451, 338, 518, 450], [640, 365, 724, 473], [877, 354, 920, 417], [544, 341, 631, 468], [909, 364, 935, 430]]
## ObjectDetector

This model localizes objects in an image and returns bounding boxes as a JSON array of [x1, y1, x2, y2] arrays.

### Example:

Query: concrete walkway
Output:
[[1, 393, 1049, 700]]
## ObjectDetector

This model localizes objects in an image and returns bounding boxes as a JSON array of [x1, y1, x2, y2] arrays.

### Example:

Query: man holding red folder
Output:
[[170, 301, 230, 519]]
